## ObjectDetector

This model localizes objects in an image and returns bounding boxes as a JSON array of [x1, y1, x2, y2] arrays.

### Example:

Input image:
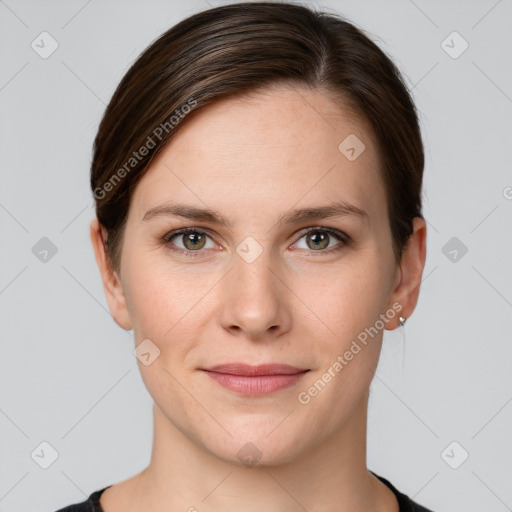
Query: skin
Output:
[[90, 85, 427, 512]]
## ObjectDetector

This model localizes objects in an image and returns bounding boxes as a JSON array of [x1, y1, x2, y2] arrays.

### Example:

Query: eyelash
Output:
[[161, 227, 351, 258]]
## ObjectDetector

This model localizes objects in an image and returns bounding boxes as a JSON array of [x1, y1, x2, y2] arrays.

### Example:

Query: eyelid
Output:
[[294, 225, 349, 241]]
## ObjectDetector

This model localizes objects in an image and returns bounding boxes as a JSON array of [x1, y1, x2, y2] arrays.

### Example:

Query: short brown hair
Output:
[[91, 1, 424, 272]]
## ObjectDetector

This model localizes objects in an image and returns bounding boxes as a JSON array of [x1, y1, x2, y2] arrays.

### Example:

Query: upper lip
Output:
[[203, 363, 309, 376]]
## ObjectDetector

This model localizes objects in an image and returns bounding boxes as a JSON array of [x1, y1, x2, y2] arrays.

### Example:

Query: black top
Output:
[[54, 471, 434, 511]]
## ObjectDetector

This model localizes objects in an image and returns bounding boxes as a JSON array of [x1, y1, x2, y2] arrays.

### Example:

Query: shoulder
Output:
[[53, 486, 110, 512], [370, 471, 435, 512]]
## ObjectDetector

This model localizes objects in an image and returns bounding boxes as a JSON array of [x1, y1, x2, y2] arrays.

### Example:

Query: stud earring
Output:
[[398, 316, 406, 328]]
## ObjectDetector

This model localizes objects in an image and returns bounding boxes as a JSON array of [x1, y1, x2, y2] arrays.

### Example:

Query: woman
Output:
[[56, 2, 432, 510]]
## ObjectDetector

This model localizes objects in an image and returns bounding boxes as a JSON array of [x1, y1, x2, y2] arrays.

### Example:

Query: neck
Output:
[[127, 393, 397, 512]]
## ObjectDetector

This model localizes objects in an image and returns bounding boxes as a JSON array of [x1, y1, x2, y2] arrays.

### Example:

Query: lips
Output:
[[204, 363, 308, 376], [202, 363, 309, 395]]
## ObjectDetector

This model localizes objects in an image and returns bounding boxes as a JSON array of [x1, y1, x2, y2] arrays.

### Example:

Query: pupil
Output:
[[309, 231, 328, 250], [186, 232, 204, 249]]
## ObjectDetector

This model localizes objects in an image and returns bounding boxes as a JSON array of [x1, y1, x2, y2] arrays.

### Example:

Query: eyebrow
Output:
[[142, 200, 368, 228]]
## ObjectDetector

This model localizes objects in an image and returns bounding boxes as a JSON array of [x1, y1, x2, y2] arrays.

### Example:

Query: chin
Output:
[[204, 424, 308, 468]]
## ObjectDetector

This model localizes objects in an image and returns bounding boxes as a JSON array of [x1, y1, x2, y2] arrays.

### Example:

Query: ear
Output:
[[89, 217, 132, 330], [385, 216, 427, 330]]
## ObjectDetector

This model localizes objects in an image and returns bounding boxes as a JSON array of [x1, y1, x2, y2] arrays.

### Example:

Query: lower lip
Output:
[[204, 371, 307, 395]]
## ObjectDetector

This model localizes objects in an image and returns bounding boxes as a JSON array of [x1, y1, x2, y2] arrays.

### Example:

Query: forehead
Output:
[[130, 86, 385, 224]]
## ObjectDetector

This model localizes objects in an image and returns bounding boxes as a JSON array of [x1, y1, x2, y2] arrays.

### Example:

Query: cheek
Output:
[[123, 252, 200, 333], [295, 271, 388, 430], [123, 256, 219, 383], [297, 255, 391, 342]]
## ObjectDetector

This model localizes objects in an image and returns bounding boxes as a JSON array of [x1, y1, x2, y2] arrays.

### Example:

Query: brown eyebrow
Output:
[[276, 201, 368, 227], [142, 200, 368, 228], [143, 204, 232, 227]]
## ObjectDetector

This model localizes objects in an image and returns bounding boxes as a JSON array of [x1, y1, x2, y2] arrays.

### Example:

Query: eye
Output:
[[292, 227, 349, 255], [162, 228, 217, 257], [161, 227, 350, 258]]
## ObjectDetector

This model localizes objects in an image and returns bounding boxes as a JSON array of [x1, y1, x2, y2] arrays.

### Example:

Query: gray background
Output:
[[1, 0, 511, 511]]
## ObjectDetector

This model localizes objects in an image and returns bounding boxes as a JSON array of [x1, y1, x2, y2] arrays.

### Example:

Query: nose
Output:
[[219, 252, 292, 341]]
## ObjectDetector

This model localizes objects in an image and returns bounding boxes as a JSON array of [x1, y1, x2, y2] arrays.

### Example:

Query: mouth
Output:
[[201, 363, 310, 395]]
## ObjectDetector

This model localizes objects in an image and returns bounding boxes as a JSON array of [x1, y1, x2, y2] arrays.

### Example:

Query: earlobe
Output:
[[386, 217, 427, 330], [89, 217, 133, 330]]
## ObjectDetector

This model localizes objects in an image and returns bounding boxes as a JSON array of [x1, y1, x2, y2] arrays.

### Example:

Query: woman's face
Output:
[[99, 86, 420, 466]]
